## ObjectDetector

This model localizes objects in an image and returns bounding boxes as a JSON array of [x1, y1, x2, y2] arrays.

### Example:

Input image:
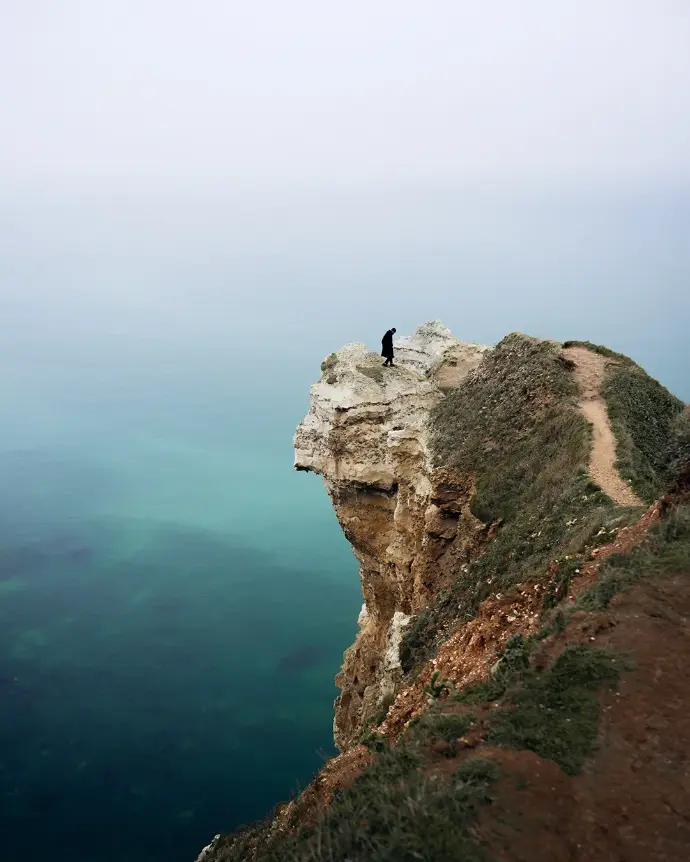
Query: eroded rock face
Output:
[[294, 321, 491, 748]]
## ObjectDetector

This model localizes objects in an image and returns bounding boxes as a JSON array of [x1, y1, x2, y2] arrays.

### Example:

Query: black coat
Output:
[[381, 330, 394, 359]]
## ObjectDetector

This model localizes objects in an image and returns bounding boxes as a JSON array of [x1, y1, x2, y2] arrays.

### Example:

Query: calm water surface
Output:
[[0, 338, 360, 862]]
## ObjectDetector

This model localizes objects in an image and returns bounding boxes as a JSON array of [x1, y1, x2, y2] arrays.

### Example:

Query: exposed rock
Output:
[[195, 836, 220, 862], [384, 611, 411, 671], [294, 321, 490, 748]]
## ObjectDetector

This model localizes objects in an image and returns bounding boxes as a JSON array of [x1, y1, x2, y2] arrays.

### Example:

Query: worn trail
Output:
[[562, 346, 644, 507]]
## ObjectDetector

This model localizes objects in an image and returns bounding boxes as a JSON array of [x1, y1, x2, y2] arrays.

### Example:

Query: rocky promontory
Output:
[[198, 323, 689, 862], [294, 321, 490, 747]]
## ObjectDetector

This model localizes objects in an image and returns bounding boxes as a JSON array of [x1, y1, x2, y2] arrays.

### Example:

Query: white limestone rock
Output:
[[384, 611, 412, 671], [195, 836, 220, 862], [294, 321, 491, 748], [293, 321, 487, 488], [393, 319, 459, 373]]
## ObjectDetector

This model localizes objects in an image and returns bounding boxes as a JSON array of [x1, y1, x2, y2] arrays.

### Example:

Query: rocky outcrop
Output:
[[294, 321, 491, 748]]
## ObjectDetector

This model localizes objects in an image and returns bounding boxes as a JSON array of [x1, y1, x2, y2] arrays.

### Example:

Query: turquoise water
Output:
[[0, 342, 361, 861]]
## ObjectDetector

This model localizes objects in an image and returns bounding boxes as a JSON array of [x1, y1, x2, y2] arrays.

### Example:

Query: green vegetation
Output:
[[359, 729, 388, 752], [321, 353, 339, 385], [370, 692, 395, 727], [541, 557, 582, 610], [357, 364, 386, 384], [320, 353, 337, 373], [487, 644, 624, 775], [667, 407, 690, 483], [561, 339, 634, 363], [400, 334, 628, 675], [450, 634, 626, 775], [423, 669, 455, 703], [453, 634, 534, 706], [405, 708, 474, 756], [577, 504, 690, 612], [600, 364, 684, 501], [213, 736, 500, 861]]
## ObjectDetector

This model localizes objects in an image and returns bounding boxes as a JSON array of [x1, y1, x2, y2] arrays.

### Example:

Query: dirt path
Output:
[[562, 346, 644, 507]]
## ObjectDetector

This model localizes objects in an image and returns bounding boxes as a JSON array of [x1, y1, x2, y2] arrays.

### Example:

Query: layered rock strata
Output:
[[294, 321, 491, 748]]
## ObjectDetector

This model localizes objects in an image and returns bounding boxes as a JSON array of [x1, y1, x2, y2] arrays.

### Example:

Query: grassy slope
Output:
[[601, 364, 684, 502], [563, 339, 685, 502], [576, 503, 690, 613], [667, 407, 690, 482], [400, 334, 637, 674], [218, 499, 690, 862], [215, 747, 499, 862]]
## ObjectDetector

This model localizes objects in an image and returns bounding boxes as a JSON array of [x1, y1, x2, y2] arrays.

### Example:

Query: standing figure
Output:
[[381, 328, 396, 367]]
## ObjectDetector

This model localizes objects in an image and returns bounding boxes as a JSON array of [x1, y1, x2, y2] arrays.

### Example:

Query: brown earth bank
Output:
[[230, 499, 671, 841], [378, 502, 661, 744], [204, 493, 690, 862], [290, 514, 690, 860], [478, 571, 690, 862]]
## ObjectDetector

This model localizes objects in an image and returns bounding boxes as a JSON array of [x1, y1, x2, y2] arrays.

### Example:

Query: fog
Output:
[[1, 1, 689, 396]]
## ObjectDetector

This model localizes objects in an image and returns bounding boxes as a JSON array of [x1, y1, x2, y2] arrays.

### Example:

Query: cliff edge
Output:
[[294, 321, 491, 747], [199, 324, 689, 862]]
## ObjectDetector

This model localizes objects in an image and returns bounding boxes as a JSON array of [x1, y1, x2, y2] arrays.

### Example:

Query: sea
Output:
[[0, 316, 361, 862]]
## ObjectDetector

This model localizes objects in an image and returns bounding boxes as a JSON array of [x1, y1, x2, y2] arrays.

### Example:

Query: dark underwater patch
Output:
[[0, 546, 46, 580], [277, 644, 324, 674]]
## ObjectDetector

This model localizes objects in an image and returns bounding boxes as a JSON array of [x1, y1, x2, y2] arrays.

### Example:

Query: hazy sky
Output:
[[1, 2, 689, 399], [2, 0, 690, 191]]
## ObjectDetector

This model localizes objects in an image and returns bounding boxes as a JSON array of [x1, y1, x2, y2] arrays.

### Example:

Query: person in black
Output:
[[381, 328, 396, 366]]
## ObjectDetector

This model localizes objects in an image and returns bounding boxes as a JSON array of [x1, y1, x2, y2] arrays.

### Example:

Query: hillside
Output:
[[197, 323, 689, 862]]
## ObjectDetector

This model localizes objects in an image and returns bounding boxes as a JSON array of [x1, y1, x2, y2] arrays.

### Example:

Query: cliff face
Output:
[[294, 321, 491, 748]]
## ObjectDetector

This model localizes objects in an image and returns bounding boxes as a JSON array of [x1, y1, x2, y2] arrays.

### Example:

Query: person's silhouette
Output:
[[381, 328, 396, 367]]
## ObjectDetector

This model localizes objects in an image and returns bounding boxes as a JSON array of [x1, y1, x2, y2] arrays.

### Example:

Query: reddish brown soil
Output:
[[478, 572, 690, 862], [270, 744, 374, 833], [379, 504, 660, 742], [567, 501, 660, 597], [266, 501, 687, 859]]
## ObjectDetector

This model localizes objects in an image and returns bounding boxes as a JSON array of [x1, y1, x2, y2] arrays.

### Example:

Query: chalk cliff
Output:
[[294, 321, 491, 748]]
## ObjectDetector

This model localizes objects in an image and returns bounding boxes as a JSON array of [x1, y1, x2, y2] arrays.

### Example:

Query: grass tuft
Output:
[[487, 644, 625, 775], [212, 738, 499, 861], [577, 504, 690, 611], [667, 407, 690, 483], [561, 340, 634, 363], [357, 365, 386, 384]]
